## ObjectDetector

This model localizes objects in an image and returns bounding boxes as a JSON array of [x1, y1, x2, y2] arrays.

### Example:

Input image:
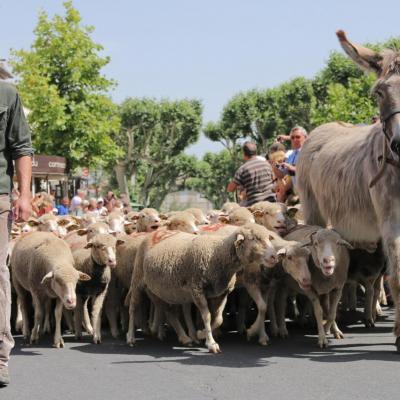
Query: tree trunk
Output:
[[114, 162, 130, 202]]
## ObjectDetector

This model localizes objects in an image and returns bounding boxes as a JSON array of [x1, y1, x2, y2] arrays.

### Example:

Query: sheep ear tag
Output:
[[234, 234, 245, 248]]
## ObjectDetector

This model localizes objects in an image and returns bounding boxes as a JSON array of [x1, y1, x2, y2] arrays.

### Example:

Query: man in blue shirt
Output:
[[273, 126, 307, 187]]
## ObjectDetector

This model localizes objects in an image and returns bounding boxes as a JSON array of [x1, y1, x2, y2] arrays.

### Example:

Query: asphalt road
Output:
[[2, 308, 399, 400]]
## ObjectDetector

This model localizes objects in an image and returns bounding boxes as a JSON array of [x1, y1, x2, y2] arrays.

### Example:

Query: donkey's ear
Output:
[[336, 30, 383, 75]]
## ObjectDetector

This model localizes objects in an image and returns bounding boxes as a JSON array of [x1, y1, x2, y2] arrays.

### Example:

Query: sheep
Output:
[[28, 214, 71, 237], [185, 208, 209, 225], [343, 241, 386, 327], [225, 207, 255, 226], [136, 208, 161, 232], [124, 211, 139, 234], [126, 223, 278, 352], [73, 234, 125, 343], [164, 211, 199, 234], [10, 232, 91, 347], [107, 211, 126, 234], [221, 202, 240, 214], [206, 209, 223, 224], [277, 226, 352, 348], [64, 221, 110, 252], [105, 212, 200, 338], [233, 229, 311, 344], [248, 201, 291, 235]]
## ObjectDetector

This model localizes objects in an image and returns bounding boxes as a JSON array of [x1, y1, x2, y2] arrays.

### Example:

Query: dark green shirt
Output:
[[0, 82, 33, 194]]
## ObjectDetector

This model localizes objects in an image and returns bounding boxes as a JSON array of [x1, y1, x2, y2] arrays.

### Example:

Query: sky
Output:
[[1, 0, 400, 157]]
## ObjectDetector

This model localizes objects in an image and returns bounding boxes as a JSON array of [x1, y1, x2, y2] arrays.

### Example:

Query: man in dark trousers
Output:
[[227, 141, 275, 206], [0, 64, 33, 387]]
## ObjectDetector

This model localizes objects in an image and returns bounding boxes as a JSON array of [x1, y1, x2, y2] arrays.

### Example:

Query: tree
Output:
[[10, 1, 121, 169], [189, 150, 239, 208], [116, 97, 202, 205], [144, 154, 200, 208], [311, 37, 400, 126], [206, 78, 315, 155]]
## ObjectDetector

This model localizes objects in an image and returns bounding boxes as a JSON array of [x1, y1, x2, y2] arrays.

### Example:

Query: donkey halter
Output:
[[369, 109, 400, 188]]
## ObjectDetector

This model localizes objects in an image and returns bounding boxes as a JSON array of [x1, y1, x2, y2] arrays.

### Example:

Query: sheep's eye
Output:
[[287, 255, 292, 261]]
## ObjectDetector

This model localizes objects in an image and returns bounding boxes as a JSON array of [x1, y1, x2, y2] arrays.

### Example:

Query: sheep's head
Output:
[[185, 208, 210, 225], [85, 233, 125, 268], [165, 212, 199, 234], [221, 202, 240, 214], [77, 222, 109, 240], [308, 229, 353, 277], [249, 202, 288, 235], [107, 212, 125, 234], [137, 208, 161, 232], [228, 207, 255, 226], [234, 223, 277, 268], [277, 243, 312, 290], [41, 269, 91, 310]]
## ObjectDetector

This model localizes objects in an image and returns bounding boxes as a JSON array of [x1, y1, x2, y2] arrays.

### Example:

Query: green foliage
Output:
[[189, 150, 239, 208], [206, 78, 315, 155], [116, 97, 202, 206], [10, 1, 121, 169], [311, 75, 377, 125]]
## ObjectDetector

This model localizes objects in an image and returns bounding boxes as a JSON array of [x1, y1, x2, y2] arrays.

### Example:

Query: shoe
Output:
[[0, 367, 10, 387]]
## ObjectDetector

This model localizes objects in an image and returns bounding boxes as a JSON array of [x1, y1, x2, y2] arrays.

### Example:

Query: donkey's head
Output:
[[337, 30, 400, 157]]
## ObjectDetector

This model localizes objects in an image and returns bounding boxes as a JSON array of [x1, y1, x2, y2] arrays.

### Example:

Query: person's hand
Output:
[[14, 194, 32, 222], [281, 162, 295, 172], [277, 134, 290, 143]]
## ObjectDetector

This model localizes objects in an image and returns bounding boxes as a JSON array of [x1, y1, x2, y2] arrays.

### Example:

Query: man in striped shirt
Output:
[[227, 142, 276, 206]]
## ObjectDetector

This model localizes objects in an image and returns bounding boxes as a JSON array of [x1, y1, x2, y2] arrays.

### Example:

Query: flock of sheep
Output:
[[8, 202, 387, 353]]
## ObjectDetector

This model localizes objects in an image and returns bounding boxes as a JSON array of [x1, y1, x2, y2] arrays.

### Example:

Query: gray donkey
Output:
[[297, 30, 400, 352]]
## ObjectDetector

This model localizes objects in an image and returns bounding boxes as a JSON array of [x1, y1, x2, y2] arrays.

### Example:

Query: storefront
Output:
[[31, 155, 68, 202]]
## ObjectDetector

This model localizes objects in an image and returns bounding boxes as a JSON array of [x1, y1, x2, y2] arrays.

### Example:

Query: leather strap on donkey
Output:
[[369, 110, 400, 188]]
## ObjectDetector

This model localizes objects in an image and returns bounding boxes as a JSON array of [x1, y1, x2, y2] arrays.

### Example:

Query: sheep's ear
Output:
[[234, 233, 245, 248], [159, 213, 168, 220], [337, 239, 353, 250], [218, 215, 230, 223], [57, 218, 70, 226], [287, 207, 298, 219], [336, 30, 383, 75], [310, 231, 318, 245], [277, 248, 287, 259], [251, 209, 264, 218], [269, 234, 275, 241], [300, 241, 311, 248], [41, 271, 54, 284], [84, 242, 94, 249], [78, 272, 91, 281], [77, 229, 88, 236], [28, 218, 40, 227], [66, 224, 79, 232], [116, 239, 125, 246]]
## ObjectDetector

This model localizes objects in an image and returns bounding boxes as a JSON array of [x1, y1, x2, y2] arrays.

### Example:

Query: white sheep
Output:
[[126, 223, 278, 352], [11, 232, 91, 347]]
